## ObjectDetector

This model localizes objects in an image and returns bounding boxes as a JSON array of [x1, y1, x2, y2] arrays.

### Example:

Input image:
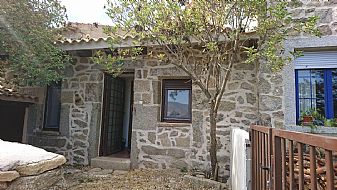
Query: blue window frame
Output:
[[295, 69, 337, 123]]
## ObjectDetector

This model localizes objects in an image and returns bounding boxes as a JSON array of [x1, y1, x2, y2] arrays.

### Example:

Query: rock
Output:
[[158, 133, 171, 147], [175, 137, 190, 148], [15, 155, 66, 176], [148, 132, 156, 144], [218, 101, 236, 112], [64, 65, 74, 77], [246, 93, 257, 105], [0, 182, 7, 190], [0, 140, 66, 172], [85, 83, 102, 102], [61, 91, 73, 103], [259, 77, 271, 94], [170, 160, 188, 169], [183, 175, 227, 190], [167, 149, 186, 159], [75, 64, 89, 71], [0, 171, 19, 182], [134, 80, 150, 92], [241, 82, 254, 91], [113, 170, 128, 175], [7, 169, 63, 190], [259, 95, 282, 111], [88, 168, 102, 173], [142, 161, 159, 169]]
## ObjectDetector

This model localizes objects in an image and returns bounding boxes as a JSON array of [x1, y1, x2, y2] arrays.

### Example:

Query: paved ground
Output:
[[51, 167, 216, 190]]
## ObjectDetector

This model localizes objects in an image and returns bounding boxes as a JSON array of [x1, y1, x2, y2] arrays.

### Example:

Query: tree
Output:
[[97, 0, 319, 179], [0, 0, 68, 87]]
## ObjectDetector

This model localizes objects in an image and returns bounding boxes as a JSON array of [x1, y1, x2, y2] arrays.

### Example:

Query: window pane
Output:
[[299, 99, 311, 115], [332, 69, 337, 118], [298, 78, 311, 98], [297, 69, 325, 119], [165, 90, 190, 120], [311, 70, 324, 99], [298, 70, 310, 77], [45, 83, 61, 129], [315, 98, 325, 116]]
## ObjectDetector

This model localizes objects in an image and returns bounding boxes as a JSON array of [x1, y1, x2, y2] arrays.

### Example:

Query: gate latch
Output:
[[261, 165, 270, 171]]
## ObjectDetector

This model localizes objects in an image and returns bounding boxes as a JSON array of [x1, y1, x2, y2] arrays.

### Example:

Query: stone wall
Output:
[[283, 0, 337, 126], [27, 50, 104, 165], [129, 54, 260, 187]]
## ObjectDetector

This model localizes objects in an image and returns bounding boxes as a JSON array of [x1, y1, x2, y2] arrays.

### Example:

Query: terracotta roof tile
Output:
[[0, 85, 38, 103], [56, 22, 137, 46]]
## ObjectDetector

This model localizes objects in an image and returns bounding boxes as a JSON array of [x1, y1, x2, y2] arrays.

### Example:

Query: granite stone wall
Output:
[[27, 50, 104, 165], [283, 0, 337, 126], [129, 53, 261, 187]]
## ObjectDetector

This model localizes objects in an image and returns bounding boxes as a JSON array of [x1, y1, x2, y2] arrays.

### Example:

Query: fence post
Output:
[[272, 133, 282, 190]]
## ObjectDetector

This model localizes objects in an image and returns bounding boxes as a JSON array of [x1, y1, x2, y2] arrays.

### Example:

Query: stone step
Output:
[[91, 157, 130, 171]]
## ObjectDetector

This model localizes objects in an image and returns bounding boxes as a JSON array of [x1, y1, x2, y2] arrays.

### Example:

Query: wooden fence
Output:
[[251, 125, 337, 190]]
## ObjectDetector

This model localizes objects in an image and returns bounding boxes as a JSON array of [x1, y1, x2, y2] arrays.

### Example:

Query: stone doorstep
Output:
[[91, 157, 131, 171], [183, 175, 227, 190], [0, 171, 20, 182]]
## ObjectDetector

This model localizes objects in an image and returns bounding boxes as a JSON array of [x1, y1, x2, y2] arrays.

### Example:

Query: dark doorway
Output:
[[100, 74, 134, 157], [0, 101, 26, 142]]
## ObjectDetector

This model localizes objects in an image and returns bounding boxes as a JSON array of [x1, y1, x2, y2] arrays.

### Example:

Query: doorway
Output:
[[100, 74, 134, 157], [0, 101, 26, 142]]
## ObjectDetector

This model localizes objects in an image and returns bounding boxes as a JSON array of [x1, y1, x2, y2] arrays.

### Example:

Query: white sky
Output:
[[59, 0, 113, 25]]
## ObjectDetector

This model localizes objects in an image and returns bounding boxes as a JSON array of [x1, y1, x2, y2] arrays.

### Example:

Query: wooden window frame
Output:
[[161, 79, 192, 123], [43, 82, 62, 131]]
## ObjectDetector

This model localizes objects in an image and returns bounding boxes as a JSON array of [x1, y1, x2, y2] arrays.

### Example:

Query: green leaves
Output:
[[0, 0, 69, 86], [100, 0, 318, 84]]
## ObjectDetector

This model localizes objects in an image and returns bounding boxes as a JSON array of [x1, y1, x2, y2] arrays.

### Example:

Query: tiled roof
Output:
[[56, 22, 137, 44], [0, 84, 38, 103], [56, 22, 257, 49]]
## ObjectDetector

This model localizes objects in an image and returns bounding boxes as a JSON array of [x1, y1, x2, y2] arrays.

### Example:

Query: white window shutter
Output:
[[294, 51, 337, 69]]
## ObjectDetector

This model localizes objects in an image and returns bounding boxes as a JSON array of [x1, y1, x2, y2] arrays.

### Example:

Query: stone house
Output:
[[20, 1, 337, 187]]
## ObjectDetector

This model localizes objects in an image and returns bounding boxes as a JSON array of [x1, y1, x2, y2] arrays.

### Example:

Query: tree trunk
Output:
[[209, 101, 218, 180]]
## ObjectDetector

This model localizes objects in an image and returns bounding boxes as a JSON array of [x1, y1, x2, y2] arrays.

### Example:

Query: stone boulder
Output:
[[15, 155, 66, 176], [0, 139, 66, 190], [0, 171, 19, 182], [0, 139, 66, 174], [7, 168, 63, 190]]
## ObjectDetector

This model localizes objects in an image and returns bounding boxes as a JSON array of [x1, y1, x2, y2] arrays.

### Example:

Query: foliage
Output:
[[300, 108, 324, 120], [300, 108, 337, 128], [324, 118, 337, 128], [100, 0, 319, 178], [0, 0, 69, 86]]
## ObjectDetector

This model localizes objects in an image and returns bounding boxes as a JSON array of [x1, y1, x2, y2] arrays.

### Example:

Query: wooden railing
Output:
[[251, 125, 272, 190], [251, 125, 337, 190]]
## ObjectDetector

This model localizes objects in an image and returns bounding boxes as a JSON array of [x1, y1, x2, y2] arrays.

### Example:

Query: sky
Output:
[[59, 0, 113, 25]]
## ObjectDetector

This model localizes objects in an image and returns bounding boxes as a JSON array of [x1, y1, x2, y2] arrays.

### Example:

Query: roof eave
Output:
[[0, 95, 38, 104]]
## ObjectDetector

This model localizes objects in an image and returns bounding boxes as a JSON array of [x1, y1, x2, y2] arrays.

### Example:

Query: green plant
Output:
[[300, 108, 324, 124], [0, 0, 69, 86], [324, 118, 337, 127]]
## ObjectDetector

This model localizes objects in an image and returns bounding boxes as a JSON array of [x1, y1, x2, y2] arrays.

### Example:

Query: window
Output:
[[295, 69, 337, 123], [162, 79, 192, 122], [44, 82, 62, 130]]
